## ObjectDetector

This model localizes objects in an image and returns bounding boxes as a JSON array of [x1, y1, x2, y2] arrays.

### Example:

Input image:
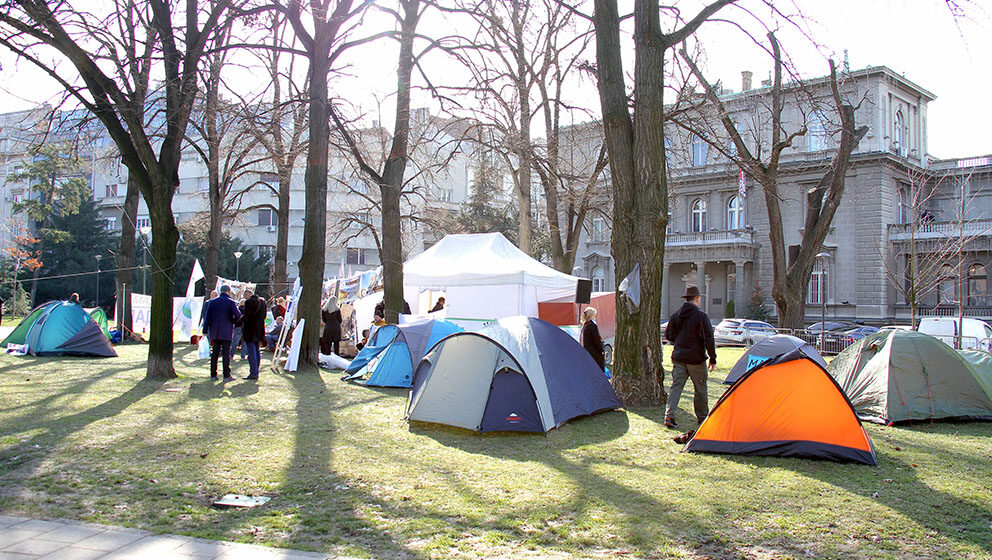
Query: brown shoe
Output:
[[664, 416, 678, 429]]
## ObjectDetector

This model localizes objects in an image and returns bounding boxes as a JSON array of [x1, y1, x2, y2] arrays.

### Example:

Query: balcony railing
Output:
[[888, 219, 992, 241], [667, 229, 754, 245]]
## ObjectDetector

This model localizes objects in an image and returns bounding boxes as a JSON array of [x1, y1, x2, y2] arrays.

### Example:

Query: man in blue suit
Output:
[[202, 285, 241, 380]]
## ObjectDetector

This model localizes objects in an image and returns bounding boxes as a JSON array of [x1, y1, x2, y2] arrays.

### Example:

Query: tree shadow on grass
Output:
[[187, 379, 260, 400], [0, 379, 163, 480], [201, 367, 418, 559]]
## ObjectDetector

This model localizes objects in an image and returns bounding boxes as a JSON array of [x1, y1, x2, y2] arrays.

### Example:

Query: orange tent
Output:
[[685, 351, 877, 465]]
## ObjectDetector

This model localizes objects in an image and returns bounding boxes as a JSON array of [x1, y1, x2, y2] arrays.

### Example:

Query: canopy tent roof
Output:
[[404, 233, 579, 290]]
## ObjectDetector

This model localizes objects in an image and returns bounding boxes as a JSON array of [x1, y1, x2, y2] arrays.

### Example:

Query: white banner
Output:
[[214, 276, 256, 301], [131, 293, 152, 333], [129, 293, 203, 335]]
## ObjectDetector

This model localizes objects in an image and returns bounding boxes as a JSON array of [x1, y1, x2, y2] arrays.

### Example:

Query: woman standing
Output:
[[320, 296, 342, 355], [580, 307, 605, 372]]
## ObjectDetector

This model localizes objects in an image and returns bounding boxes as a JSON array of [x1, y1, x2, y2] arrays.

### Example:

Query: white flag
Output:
[[738, 169, 747, 198], [187, 259, 204, 298]]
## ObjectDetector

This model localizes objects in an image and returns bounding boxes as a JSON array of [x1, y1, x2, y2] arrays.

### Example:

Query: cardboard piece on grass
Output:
[[212, 494, 271, 509]]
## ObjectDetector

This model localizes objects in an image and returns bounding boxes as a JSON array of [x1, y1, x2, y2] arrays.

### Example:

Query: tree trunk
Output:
[[146, 203, 180, 379], [297, 37, 331, 367], [512, 0, 532, 254], [272, 165, 292, 294], [116, 174, 140, 335]]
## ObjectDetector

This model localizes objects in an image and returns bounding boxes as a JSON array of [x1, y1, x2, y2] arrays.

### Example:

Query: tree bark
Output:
[[116, 174, 140, 334]]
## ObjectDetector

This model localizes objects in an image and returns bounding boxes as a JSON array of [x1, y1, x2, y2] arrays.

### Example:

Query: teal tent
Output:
[[343, 319, 463, 387], [2, 301, 117, 357]]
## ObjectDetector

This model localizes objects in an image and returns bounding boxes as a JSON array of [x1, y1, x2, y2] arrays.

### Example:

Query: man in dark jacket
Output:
[[202, 285, 241, 380], [663, 285, 716, 428], [241, 290, 267, 380]]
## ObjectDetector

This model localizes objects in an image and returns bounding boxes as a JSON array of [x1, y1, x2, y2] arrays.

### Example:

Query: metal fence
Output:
[[728, 327, 992, 355]]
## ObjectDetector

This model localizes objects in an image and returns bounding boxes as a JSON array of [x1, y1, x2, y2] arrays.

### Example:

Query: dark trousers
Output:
[[666, 360, 709, 423], [244, 341, 260, 378], [210, 340, 232, 378]]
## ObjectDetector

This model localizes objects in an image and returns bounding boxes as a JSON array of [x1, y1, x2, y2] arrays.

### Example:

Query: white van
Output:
[[916, 317, 992, 351]]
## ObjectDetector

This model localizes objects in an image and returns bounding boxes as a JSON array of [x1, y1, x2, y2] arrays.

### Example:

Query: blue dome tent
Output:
[[342, 318, 463, 387], [1, 301, 117, 357]]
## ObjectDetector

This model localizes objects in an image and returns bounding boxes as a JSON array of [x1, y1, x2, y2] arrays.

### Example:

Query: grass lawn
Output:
[[0, 343, 989, 559]]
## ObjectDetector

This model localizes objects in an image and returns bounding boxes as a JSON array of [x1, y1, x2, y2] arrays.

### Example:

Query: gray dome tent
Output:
[[827, 330, 992, 424], [406, 316, 622, 432], [724, 334, 826, 385]]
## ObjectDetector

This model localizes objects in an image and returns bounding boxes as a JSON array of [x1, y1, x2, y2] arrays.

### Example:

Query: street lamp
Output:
[[139, 226, 151, 294], [815, 251, 830, 350], [95, 254, 103, 307], [234, 251, 243, 281]]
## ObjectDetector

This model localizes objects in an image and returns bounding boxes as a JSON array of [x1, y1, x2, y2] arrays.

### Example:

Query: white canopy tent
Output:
[[402, 233, 580, 330]]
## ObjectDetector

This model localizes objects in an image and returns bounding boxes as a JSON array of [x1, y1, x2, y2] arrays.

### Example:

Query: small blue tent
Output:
[[407, 316, 622, 432], [342, 319, 463, 387], [1, 301, 117, 357]]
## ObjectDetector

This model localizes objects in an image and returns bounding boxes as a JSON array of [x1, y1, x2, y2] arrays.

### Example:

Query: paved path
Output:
[[0, 515, 355, 560]]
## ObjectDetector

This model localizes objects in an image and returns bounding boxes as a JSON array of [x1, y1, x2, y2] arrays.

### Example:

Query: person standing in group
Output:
[[240, 290, 266, 380], [663, 285, 716, 429], [202, 285, 242, 380], [320, 295, 342, 355], [580, 307, 606, 372]]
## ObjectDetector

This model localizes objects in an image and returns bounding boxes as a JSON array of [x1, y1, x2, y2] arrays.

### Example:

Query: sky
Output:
[[0, 0, 989, 160]]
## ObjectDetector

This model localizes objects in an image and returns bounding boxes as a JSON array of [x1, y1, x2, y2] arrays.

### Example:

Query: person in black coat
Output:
[[580, 307, 606, 372], [663, 285, 716, 428], [429, 297, 446, 313], [320, 296, 342, 355], [240, 291, 267, 380], [375, 298, 412, 318]]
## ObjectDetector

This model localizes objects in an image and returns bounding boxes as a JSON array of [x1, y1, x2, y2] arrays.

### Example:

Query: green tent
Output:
[[828, 330, 992, 424], [1, 301, 117, 357], [86, 307, 111, 339]]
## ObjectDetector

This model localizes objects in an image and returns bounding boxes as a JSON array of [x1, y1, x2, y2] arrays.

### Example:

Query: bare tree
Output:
[[278, 0, 374, 366], [592, 0, 734, 405], [0, 0, 237, 378], [241, 12, 309, 296], [679, 32, 868, 330], [884, 166, 989, 329]]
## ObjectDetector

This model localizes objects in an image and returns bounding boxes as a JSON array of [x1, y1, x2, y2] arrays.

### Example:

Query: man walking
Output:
[[202, 285, 241, 380], [663, 285, 716, 428], [241, 290, 267, 380]]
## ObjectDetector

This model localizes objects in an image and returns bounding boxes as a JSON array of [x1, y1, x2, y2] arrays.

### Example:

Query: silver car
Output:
[[714, 318, 777, 346]]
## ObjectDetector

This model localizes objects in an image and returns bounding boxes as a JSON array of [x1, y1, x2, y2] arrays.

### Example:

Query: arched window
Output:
[[692, 135, 708, 166], [894, 110, 905, 152], [940, 265, 957, 304], [807, 111, 828, 151], [808, 258, 828, 305], [968, 263, 987, 305], [591, 266, 606, 293], [690, 199, 707, 233], [727, 195, 744, 230]]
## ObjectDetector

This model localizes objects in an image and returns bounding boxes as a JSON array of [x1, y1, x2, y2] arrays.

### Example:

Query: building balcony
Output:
[[888, 219, 992, 252], [665, 229, 757, 262]]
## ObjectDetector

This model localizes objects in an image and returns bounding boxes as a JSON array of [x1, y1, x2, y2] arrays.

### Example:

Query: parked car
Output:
[[842, 326, 880, 342], [807, 320, 859, 333], [917, 317, 992, 351], [714, 318, 777, 346]]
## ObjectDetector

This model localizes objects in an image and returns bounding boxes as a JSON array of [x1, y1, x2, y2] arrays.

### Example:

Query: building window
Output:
[[692, 135, 708, 166], [439, 188, 453, 203], [257, 208, 278, 227], [136, 216, 150, 229], [105, 184, 118, 198], [808, 259, 828, 305], [591, 266, 605, 292], [940, 265, 957, 304], [591, 217, 606, 243], [690, 198, 707, 233], [350, 211, 371, 229], [808, 111, 828, 151], [104, 217, 117, 231], [257, 245, 276, 263], [893, 110, 905, 152], [967, 263, 987, 305], [346, 248, 366, 265], [259, 172, 279, 192], [898, 188, 909, 223], [727, 195, 744, 230]]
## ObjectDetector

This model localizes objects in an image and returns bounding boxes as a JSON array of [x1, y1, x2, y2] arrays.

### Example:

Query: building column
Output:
[[661, 262, 671, 318], [696, 261, 706, 311], [734, 260, 748, 314], [704, 272, 713, 315]]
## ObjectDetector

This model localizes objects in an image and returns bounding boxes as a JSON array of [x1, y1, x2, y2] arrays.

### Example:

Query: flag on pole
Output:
[[187, 259, 204, 298], [738, 169, 747, 198]]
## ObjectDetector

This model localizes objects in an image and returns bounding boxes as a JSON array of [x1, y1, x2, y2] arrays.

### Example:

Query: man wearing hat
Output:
[[663, 285, 716, 428]]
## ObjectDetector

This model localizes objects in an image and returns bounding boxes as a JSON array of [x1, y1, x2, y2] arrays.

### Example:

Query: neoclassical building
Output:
[[574, 66, 992, 324]]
